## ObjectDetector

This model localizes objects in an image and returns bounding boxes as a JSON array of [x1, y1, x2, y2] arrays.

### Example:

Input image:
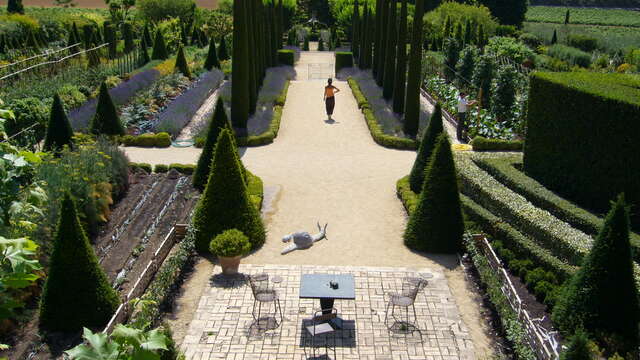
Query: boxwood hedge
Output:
[[277, 49, 295, 66], [335, 52, 354, 74], [524, 72, 640, 230]]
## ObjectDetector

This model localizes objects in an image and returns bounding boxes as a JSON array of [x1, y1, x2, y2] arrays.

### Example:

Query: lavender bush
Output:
[[153, 69, 224, 137], [69, 68, 161, 131], [341, 68, 431, 138]]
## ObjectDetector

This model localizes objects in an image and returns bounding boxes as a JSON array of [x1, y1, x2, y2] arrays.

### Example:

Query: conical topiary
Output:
[[191, 26, 199, 46], [408, 103, 443, 193], [139, 36, 150, 65], [39, 193, 120, 332], [192, 128, 265, 253], [404, 133, 464, 253], [193, 99, 231, 190], [89, 82, 124, 136], [551, 29, 558, 44], [43, 94, 74, 152], [204, 36, 221, 70], [218, 36, 229, 60], [174, 45, 191, 78], [123, 22, 134, 53], [560, 329, 593, 360], [25, 30, 40, 50], [72, 22, 80, 43], [7, 0, 24, 14], [143, 23, 153, 45], [552, 194, 640, 356], [151, 29, 168, 60]]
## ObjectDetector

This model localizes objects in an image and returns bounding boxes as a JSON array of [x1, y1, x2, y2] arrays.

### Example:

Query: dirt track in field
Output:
[[0, 0, 218, 9]]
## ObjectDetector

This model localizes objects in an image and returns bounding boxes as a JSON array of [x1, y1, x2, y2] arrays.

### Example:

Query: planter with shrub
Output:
[[209, 229, 251, 275]]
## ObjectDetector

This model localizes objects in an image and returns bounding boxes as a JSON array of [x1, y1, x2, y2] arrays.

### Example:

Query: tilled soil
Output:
[[0, 172, 199, 360]]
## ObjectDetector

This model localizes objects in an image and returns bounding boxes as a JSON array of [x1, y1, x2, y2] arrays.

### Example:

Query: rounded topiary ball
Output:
[[209, 229, 251, 258]]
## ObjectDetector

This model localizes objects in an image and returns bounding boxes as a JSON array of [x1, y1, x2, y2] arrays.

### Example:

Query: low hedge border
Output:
[[455, 152, 592, 265], [121, 132, 172, 148], [277, 49, 295, 66], [396, 175, 575, 282], [129, 162, 152, 173], [347, 77, 418, 150], [470, 136, 523, 152], [473, 153, 640, 263]]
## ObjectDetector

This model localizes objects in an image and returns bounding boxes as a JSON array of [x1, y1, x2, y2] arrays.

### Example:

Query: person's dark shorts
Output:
[[325, 96, 335, 115], [457, 112, 467, 141]]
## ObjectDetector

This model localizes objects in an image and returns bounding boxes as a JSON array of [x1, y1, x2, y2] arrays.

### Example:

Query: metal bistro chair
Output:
[[304, 308, 338, 359], [384, 277, 427, 336], [248, 274, 283, 329]]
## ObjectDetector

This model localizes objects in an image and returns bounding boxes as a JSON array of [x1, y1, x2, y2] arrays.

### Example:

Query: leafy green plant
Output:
[[209, 229, 251, 257], [65, 325, 169, 360], [0, 237, 42, 320]]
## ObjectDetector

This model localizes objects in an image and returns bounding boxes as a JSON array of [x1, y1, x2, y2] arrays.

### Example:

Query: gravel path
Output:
[[128, 52, 496, 357], [175, 85, 223, 141]]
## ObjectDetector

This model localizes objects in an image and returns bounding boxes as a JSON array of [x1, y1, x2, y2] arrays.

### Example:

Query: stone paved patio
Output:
[[181, 264, 474, 360]]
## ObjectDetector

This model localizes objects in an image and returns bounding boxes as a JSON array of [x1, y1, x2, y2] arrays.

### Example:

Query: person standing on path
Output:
[[456, 91, 477, 142], [323, 78, 340, 121]]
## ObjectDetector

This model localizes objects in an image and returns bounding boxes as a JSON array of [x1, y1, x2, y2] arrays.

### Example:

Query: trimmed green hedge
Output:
[[121, 132, 172, 148], [129, 162, 153, 173], [277, 49, 295, 66], [474, 154, 640, 263], [347, 78, 418, 150], [471, 136, 523, 152], [169, 163, 195, 175], [524, 72, 640, 230], [335, 52, 354, 74], [154, 164, 169, 173]]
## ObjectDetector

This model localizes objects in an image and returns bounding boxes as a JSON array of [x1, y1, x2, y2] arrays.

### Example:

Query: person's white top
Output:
[[457, 96, 469, 113]]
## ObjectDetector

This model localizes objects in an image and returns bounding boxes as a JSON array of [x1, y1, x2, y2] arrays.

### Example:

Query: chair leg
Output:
[[252, 300, 257, 320], [412, 303, 418, 325], [384, 301, 391, 326]]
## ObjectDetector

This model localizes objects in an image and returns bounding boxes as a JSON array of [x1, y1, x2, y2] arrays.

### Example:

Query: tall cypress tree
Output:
[[123, 22, 134, 53], [139, 36, 150, 65], [82, 25, 93, 50], [392, 0, 408, 113], [351, 0, 360, 59], [255, 0, 265, 82], [408, 103, 443, 193], [218, 36, 230, 61], [464, 19, 474, 46], [551, 29, 558, 44], [443, 15, 452, 43], [372, 0, 383, 77], [43, 94, 74, 152], [151, 29, 168, 60], [204, 36, 221, 70], [191, 26, 200, 46], [277, 0, 284, 49], [382, 0, 397, 100], [404, 133, 464, 253], [7, 0, 24, 14], [246, 0, 258, 115], [90, 82, 124, 136], [376, 0, 389, 86], [477, 23, 487, 48], [175, 45, 191, 78], [105, 25, 116, 59], [143, 23, 153, 46], [193, 99, 231, 190], [553, 194, 640, 356], [270, 3, 278, 66], [39, 194, 119, 331], [231, 0, 250, 132], [359, 4, 371, 69], [402, 0, 424, 137], [192, 129, 265, 253]]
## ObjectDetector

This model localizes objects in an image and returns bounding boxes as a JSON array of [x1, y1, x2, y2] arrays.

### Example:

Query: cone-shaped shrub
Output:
[[402, 0, 424, 137], [191, 26, 199, 46], [174, 45, 191, 78], [43, 94, 74, 152], [193, 99, 230, 190], [404, 133, 464, 253], [408, 103, 443, 193], [560, 329, 593, 360], [551, 29, 558, 44], [139, 36, 150, 65], [382, 0, 397, 100], [72, 22, 80, 43], [218, 36, 229, 61], [7, 0, 24, 14], [151, 29, 168, 60], [552, 194, 640, 356], [26, 30, 39, 50], [192, 129, 265, 253], [392, 0, 408, 113], [143, 23, 153, 46], [39, 194, 119, 332], [123, 22, 134, 53], [204, 36, 221, 70], [90, 82, 124, 136]]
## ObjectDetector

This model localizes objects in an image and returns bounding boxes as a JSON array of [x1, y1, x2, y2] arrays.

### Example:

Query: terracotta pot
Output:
[[219, 255, 242, 275]]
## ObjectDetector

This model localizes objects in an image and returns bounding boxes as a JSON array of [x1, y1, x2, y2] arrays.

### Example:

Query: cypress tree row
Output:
[[351, 0, 360, 59], [231, 0, 250, 132], [376, 0, 388, 86], [105, 25, 116, 59], [193, 98, 231, 190], [372, 0, 382, 77], [463, 19, 474, 46], [382, 0, 397, 100], [392, 0, 408, 113], [408, 103, 443, 193], [218, 36, 230, 61], [404, 133, 464, 253], [192, 128, 265, 253], [454, 22, 464, 44], [204, 36, 221, 70], [402, 0, 424, 137], [277, 0, 284, 49], [270, 3, 278, 66], [43, 94, 74, 152], [246, 0, 258, 115], [39, 194, 120, 332], [123, 22, 134, 53], [443, 16, 452, 42], [358, 3, 370, 69], [7, 0, 24, 14], [143, 23, 153, 46], [90, 82, 124, 136], [175, 45, 191, 78], [553, 194, 640, 356], [151, 29, 168, 60]]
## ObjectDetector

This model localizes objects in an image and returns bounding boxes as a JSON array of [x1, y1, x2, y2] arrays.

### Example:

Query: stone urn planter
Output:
[[219, 255, 242, 275]]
